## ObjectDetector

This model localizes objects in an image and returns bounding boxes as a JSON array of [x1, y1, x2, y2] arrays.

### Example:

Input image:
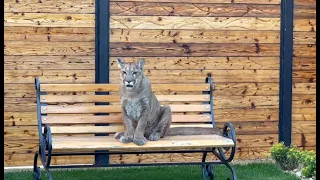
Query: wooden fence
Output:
[[4, 0, 315, 166]]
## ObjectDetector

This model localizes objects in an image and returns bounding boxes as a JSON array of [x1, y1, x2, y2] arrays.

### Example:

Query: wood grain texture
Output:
[[295, 0, 316, 6], [292, 108, 316, 121], [4, 27, 95, 42], [4, 153, 94, 166], [52, 135, 234, 151], [110, 29, 280, 44], [110, 57, 280, 70], [4, 112, 37, 126], [292, 70, 316, 83], [293, 83, 316, 95], [39, 83, 209, 92], [4, 41, 95, 56], [4, 145, 275, 166], [293, 44, 316, 57], [294, 19, 316, 32], [110, 2, 280, 17], [292, 121, 316, 134], [110, 43, 280, 57], [4, 82, 279, 97], [292, 133, 316, 147], [4, 55, 95, 70], [110, 16, 281, 30], [110, 70, 279, 83], [293, 32, 316, 44], [4, 108, 279, 127], [292, 95, 316, 108], [293, 57, 316, 70], [4, 0, 95, 13], [4, 13, 95, 27], [41, 95, 210, 103], [109, 0, 281, 4], [4, 70, 94, 84], [294, 7, 316, 19]]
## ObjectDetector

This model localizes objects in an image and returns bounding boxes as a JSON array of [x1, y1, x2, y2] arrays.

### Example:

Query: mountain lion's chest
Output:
[[123, 98, 147, 120]]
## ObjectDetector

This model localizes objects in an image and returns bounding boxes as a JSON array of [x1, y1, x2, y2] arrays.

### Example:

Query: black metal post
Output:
[[95, 0, 110, 165], [279, 0, 294, 146]]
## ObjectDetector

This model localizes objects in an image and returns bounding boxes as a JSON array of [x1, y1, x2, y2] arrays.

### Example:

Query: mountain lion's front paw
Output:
[[120, 135, 133, 144], [148, 132, 161, 141], [133, 136, 147, 146]]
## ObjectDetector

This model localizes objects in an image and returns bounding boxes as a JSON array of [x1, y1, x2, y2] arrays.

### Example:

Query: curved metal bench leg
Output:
[[202, 151, 214, 180], [212, 149, 237, 180], [33, 151, 41, 180]]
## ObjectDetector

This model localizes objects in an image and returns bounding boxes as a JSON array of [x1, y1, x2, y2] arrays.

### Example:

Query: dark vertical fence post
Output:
[[279, 0, 294, 146], [95, 0, 110, 165]]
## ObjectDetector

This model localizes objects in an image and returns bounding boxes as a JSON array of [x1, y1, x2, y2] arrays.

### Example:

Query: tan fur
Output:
[[114, 58, 223, 146]]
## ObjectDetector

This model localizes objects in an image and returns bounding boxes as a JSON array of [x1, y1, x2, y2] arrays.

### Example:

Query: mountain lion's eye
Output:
[[122, 71, 127, 74], [132, 72, 137, 75]]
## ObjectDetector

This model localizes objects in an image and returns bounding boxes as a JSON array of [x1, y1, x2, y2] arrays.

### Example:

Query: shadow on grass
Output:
[[4, 163, 299, 180]]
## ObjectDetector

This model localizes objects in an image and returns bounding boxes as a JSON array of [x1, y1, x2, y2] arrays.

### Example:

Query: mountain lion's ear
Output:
[[137, 58, 145, 70], [116, 57, 125, 69]]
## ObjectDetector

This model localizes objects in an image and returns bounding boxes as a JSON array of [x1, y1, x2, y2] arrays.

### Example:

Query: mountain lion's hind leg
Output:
[[148, 105, 172, 141]]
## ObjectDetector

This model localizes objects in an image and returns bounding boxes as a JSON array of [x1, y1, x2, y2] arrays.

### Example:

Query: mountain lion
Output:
[[114, 58, 223, 146]]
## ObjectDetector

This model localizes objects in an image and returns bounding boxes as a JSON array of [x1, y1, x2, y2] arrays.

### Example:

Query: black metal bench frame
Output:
[[33, 76, 237, 180]]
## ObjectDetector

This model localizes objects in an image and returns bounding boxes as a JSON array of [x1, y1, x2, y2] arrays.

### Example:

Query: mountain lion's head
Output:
[[116, 58, 145, 90]]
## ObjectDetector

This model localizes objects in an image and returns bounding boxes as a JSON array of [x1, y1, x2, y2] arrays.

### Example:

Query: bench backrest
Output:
[[35, 76, 215, 136]]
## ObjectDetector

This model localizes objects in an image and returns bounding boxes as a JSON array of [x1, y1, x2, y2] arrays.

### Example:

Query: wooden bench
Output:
[[33, 76, 237, 180]]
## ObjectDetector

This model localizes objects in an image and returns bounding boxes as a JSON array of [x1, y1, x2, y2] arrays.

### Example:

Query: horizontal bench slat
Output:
[[40, 84, 210, 92], [47, 124, 213, 134], [41, 105, 211, 114], [42, 115, 212, 124], [40, 95, 210, 103], [52, 134, 234, 151]]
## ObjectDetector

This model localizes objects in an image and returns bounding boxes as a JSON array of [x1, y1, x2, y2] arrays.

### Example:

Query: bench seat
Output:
[[52, 134, 234, 151]]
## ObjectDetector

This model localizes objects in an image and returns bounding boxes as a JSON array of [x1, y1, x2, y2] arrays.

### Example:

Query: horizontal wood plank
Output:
[[4, 27, 95, 42], [40, 83, 209, 92], [4, 70, 94, 84], [292, 83, 316, 95], [292, 108, 316, 121], [292, 121, 316, 134], [110, 29, 280, 44], [110, 16, 281, 30], [293, 44, 316, 57], [295, 0, 316, 6], [52, 135, 234, 151], [4, 41, 95, 56], [294, 7, 316, 19], [293, 32, 316, 44], [4, 153, 94, 166], [294, 19, 316, 32], [110, 70, 280, 83], [292, 95, 316, 108], [110, 57, 280, 70], [41, 105, 211, 114], [4, 82, 280, 97], [4, 13, 95, 27], [110, 2, 280, 17], [4, 108, 279, 127], [293, 57, 316, 70], [110, 43, 280, 57], [4, 0, 95, 13], [41, 95, 210, 103], [109, 0, 281, 4], [292, 70, 316, 83], [4, 55, 95, 70], [292, 133, 316, 147]]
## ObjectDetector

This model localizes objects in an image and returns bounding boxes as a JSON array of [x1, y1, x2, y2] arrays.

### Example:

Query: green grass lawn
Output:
[[5, 162, 299, 180]]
